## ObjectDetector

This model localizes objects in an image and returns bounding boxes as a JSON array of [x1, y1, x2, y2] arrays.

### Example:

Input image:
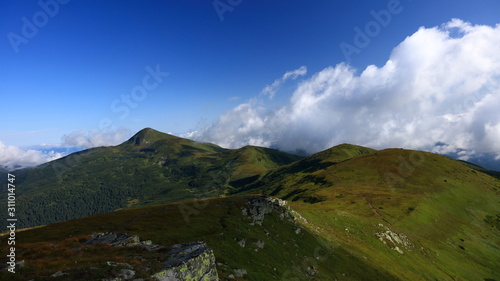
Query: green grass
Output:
[[0, 195, 397, 280], [1, 130, 499, 280], [235, 148, 500, 280]]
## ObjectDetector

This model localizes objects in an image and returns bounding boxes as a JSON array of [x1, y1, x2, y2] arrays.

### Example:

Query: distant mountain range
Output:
[[448, 152, 500, 171], [0, 128, 498, 280]]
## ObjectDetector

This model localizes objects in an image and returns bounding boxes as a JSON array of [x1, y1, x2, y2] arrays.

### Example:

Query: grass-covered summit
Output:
[[125, 127, 179, 146]]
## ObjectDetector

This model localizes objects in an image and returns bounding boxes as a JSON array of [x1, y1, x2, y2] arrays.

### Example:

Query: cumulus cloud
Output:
[[189, 19, 500, 156], [0, 141, 64, 170], [62, 127, 131, 148]]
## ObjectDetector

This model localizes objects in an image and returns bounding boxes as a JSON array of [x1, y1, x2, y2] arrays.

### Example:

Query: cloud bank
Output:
[[189, 19, 500, 159], [61, 127, 131, 149], [0, 128, 131, 170], [0, 141, 64, 170]]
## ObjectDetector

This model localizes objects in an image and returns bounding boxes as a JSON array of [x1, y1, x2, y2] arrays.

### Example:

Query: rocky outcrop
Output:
[[241, 196, 293, 225], [83, 233, 218, 281], [152, 242, 218, 281], [240, 195, 321, 234], [375, 224, 413, 254], [83, 232, 161, 251]]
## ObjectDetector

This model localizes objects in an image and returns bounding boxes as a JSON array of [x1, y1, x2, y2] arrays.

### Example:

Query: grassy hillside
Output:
[[236, 148, 500, 280], [231, 143, 376, 198], [0, 128, 302, 229], [0, 195, 397, 281], [0, 138, 498, 280]]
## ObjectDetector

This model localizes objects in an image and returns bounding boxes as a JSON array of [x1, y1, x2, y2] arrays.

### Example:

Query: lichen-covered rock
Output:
[[152, 242, 218, 281], [83, 233, 218, 280]]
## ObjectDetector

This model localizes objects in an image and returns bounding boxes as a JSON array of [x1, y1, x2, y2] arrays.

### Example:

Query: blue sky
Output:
[[1, 0, 500, 169]]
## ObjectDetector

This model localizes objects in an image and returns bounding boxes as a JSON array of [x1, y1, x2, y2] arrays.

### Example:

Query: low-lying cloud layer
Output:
[[0, 141, 64, 170], [0, 128, 131, 170], [61, 127, 131, 149], [189, 19, 500, 159]]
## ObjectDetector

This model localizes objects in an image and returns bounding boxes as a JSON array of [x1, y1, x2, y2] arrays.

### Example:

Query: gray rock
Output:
[[84, 232, 161, 251], [120, 268, 136, 280], [254, 240, 265, 249], [84, 233, 218, 280], [234, 269, 247, 277], [375, 224, 413, 254], [241, 196, 294, 225], [51, 271, 68, 277], [84, 233, 140, 247], [152, 242, 218, 281], [106, 261, 133, 268], [0, 260, 25, 271], [238, 238, 246, 247]]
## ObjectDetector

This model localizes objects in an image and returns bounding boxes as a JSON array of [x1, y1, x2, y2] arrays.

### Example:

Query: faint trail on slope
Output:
[[361, 195, 392, 226]]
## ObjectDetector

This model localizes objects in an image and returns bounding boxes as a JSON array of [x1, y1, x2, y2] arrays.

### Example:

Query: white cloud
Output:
[[190, 19, 500, 156], [0, 128, 133, 169], [262, 66, 307, 98], [0, 141, 64, 170], [62, 127, 131, 148]]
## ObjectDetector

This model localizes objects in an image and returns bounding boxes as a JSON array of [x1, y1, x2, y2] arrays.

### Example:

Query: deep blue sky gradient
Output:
[[1, 0, 499, 146]]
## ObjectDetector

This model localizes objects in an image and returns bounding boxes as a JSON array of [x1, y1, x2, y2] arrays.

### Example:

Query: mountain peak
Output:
[[308, 143, 376, 163], [126, 128, 177, 146]]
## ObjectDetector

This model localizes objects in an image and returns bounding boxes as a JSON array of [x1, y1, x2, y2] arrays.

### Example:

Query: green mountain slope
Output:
[[237, 148, 500, 280], [231, 143, 376, 199], [1, 137, 498, 280], [0, 128, 302, 229], [0, 195, 397, 281]]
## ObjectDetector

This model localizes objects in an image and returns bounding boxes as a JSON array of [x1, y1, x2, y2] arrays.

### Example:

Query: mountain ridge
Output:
[[0, 128, 302, 228], [231, 147, 500, 280], [0, 128, 499, 280], [3, 128, 499, 229]]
